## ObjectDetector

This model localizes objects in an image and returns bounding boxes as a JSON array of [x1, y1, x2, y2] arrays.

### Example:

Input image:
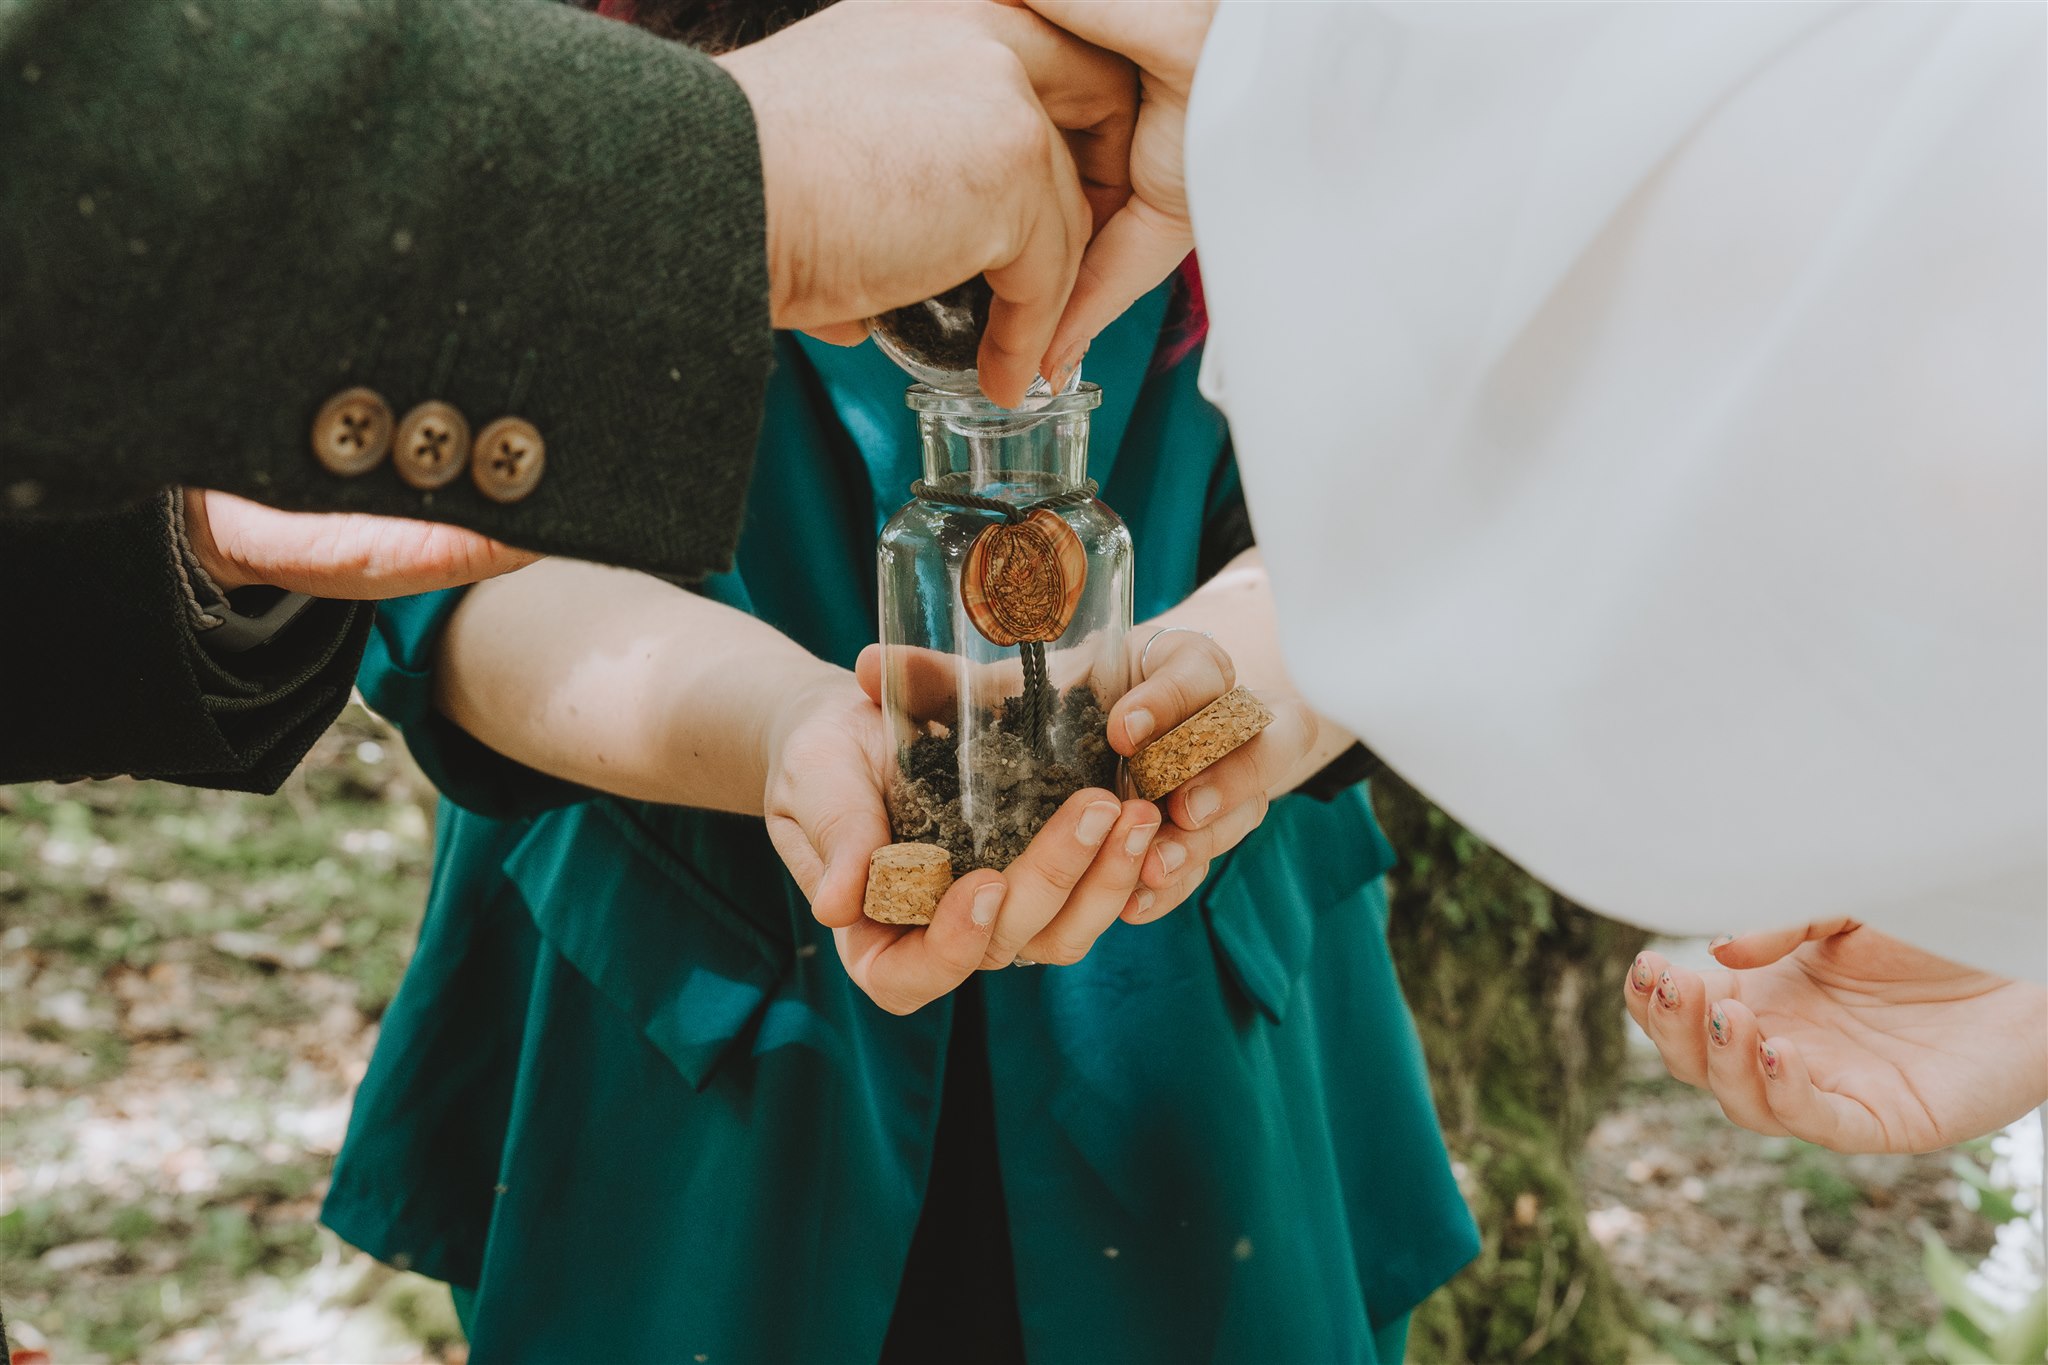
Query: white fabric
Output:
[[1186, 1, 2046, 978]]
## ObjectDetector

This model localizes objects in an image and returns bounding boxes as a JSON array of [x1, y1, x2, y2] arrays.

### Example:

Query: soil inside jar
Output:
[[886, 684, 1118, 874]]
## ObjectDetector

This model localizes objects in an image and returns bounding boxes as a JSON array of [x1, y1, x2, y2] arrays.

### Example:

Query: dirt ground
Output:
[[0, 704, 1999, 1362]]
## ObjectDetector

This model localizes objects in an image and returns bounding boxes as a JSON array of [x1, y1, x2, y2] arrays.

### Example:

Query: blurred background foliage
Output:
[[0, 711, 2036, 1362]]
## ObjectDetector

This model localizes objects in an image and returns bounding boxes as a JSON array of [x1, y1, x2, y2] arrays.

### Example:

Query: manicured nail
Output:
[[1124, 707, 1156, 748], [1708, 1002, 1730, 1046], [1630, 954, 1653, 994], [1708, 935, 1735, 951], [1076, 801, 1120, 847], [1655, 970, 1680, 1010], [1186, 786, 1221, 826], [1125, 822, 1159, 858], [972, 883, 1005, 928], [1129, 889, 1157, 921], [1155, 841, 1187, 876], [1759, 1042, 1781, 1079]]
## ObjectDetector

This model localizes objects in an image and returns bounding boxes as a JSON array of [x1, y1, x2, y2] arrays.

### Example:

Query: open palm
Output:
[[1628, 919, 2048, 1153]]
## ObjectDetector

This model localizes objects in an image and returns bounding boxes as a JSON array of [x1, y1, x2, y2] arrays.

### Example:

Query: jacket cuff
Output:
[[0, 496, 369, 793]]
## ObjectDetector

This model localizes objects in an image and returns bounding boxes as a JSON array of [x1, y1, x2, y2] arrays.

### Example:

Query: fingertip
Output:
[[853, 644, 884, 702], [1706, 996, 1743, 1052], [1757, 1034, 1792, 1087], [810, 856, 869, 930], [951, 869, 1007, 933], [801, 320, 871, 347]]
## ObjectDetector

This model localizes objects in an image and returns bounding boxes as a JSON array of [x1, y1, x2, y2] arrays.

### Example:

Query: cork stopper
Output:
[[862, 842, 957, 925], [1129, 687, 1276, 801]]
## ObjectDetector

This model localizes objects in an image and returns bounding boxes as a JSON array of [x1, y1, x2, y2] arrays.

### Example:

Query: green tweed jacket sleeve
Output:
[[0, 0, 774, 580]]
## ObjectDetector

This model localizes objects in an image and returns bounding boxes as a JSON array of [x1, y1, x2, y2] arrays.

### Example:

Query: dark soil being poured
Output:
[[873, 277, 994, 378], [887, 684, 1117, 874]]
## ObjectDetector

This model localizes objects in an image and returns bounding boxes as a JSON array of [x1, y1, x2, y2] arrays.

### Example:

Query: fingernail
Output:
[[1125, 707, 1156, 748], [1049, 340, 1089, 393], [1708, 935, 1735, 951], [1076, 801, 1119, 847], [972, 883, 1004, 928], [1130, 889, 1157, 921], [1155, 841, 1187, 876], [1125, 822, 1159, 858], [1708, 1002, 1730, 1046], [1655, 970, 1680, 1010], [1186, 786, 1221, 826], [1759, 1041, 1781, 1079], [1630, 954, 1653, 994]]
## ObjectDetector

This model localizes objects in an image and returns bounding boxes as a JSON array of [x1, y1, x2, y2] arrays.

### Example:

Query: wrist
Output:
[[713, 49, 797, 328]]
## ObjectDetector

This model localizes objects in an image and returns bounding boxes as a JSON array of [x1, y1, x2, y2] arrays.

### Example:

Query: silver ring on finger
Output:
[[1140, 625, 1214, 679], [1012, 959, 1039, 967]]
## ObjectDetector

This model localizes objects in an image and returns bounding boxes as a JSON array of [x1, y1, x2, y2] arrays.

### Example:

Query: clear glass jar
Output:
[[877, 384, 1133, 874]]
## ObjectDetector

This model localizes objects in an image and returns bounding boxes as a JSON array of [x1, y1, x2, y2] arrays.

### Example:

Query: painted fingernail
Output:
[[1655, 970, 1680, 1010], [1708, 1002, 1730, 1046], [1130, 889, 1157, 921], [972, 883, 1005, 928], [1630, 954, 1653, 994], [1759, 1042, 1781, 1078], [1124, 707, 1156, 748], [1155, 841, 1187, 876], [1076, 801, 1120, 847], [1708, 935, 1735, 951], [1186, 786, 1221, 825], [1125, 822, 1159, 858]]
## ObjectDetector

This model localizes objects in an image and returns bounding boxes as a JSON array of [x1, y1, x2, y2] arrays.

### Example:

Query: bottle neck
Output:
[[910, 386, 1101, 503]]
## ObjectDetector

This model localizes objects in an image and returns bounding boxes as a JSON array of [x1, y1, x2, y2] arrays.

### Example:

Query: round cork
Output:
[[862, 842, 957, 925], [1129, 687, 1276, 801]]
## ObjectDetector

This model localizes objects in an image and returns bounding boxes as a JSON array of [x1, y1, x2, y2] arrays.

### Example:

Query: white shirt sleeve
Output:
[[1187, 1, 2046, 978]]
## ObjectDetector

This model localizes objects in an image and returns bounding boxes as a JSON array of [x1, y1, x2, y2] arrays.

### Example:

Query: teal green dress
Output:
[[322, 287, 1479, 1363]]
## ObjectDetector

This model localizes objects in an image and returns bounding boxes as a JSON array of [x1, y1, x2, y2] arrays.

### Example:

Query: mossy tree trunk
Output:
[[1371, 774, 1652, 1364]]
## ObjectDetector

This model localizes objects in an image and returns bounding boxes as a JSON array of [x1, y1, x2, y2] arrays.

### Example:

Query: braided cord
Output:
[[912, 476, 1099, 753]]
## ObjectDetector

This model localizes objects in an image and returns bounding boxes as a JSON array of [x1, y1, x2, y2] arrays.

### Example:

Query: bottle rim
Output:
[[906, 382, 1102, 418]]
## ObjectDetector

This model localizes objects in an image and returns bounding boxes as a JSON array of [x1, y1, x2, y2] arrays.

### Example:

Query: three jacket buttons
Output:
[[312, 389, 543, 503]]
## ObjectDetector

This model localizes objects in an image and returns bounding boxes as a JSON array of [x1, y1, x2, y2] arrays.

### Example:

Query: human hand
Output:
[[1626, 921, 2048, 1153], [184, 488, 540, 598], [1011, 0, 1213, 377], [765, 662, 1159, 1011], [848, 646, 1161, 972], [715, 0, 1138, 407], [1104, 627, 1317, 923]]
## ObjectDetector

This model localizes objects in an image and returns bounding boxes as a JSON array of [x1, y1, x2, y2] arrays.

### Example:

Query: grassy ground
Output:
[[0, 704, 1999, 1362], [1589, 1036, 1996, 1364]]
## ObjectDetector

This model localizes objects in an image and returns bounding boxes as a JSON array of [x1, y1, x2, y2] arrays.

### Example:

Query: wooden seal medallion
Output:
[[961, 509, 1087, 647]]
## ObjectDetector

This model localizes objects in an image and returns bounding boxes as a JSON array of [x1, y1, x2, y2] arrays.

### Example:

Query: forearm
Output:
[[1139, 548, 1357, 793], [432, 558, 838, 813]]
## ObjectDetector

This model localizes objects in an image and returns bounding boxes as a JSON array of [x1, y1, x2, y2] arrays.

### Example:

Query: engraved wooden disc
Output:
[[961, 508, 1087, 647]]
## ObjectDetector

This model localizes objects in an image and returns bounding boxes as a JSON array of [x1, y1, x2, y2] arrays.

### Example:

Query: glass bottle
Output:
[[877, 384, 1133, 874]]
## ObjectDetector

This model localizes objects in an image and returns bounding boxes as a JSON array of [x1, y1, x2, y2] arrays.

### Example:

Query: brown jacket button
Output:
[[311, 387, 394, 476], [392, 401, 471, 490], [472, 417, 545, 503]]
